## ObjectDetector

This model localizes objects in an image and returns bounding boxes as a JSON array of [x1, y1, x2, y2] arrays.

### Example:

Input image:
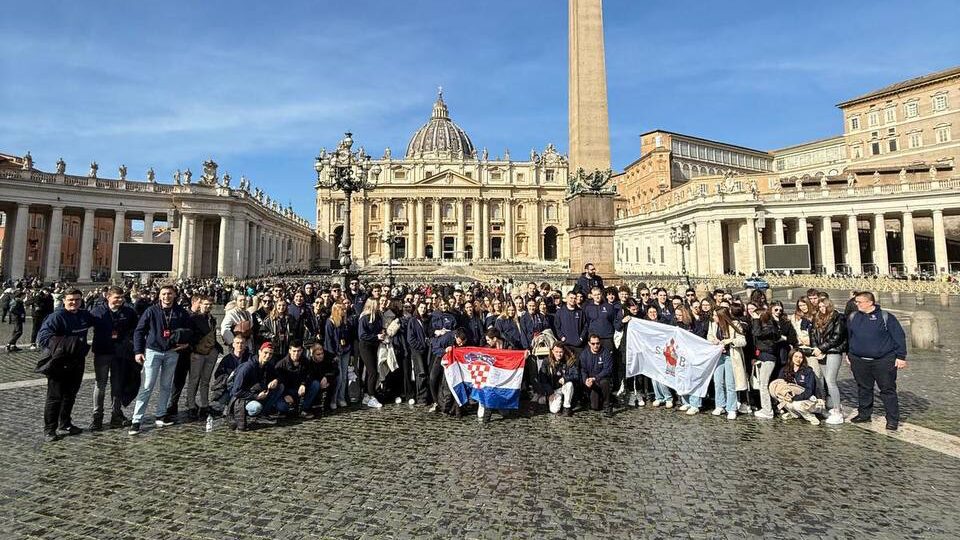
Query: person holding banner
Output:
[[546, 342, 579, 416], [674, 306, 703, 416], [617, 299, 645, 408], [579, 334, 614, 417], [645, 305, 676, 408], [751, 305, 780, 419], [707, 307, 748, 420]]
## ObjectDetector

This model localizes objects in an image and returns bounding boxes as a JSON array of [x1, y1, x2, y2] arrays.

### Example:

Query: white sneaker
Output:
[[338, 400, 348, 408], [712, 407, 725, 416], [330, 402, 337, 411], [367, 397, 383, 409], [685, 407, 699, 416], [477, 404, 485, 418], [651, 400, 663, 407], [738, 403, 752, 414], [636, 397, 645, 407], [825, 410, 844, 425], [428, 404, 438, 413], [754, 409, 774, 419], [664, 401, 674, 409], [394, 397, 402, 405], [726, 411, 737, 420], [798, 410, 820, 425], [678, 404, 690, 412], [361, 395, 371, 406], [615, 381, 626, 396], [408, 398, 416, 406]]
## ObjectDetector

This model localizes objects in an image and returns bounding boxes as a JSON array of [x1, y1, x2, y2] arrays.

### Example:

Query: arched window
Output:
[[516, 204, 524, 220], [370, 204, 379, 220], [393, 203, 405, 220], [465, 204, 473, 220], [492, 202, 503, 220], [443, 203, 454, 219], [545, 204, 557, 221]]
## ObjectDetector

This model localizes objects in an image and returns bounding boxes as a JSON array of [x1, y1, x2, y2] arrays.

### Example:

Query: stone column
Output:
[[45, 205, 64, 281], [432, 198, 441, 258], [10, 204, 30, 280], [796, 217, 809, 245], [846, 214, 862, 275], [415, 198, 425, 258], [111, 209, 126, 279], [381, 198, 391, 262], [232, 214, 247, 277], [531, 198, 541, 261], [933, 209, 949, 274], [820, 216, 836, 274], [743, 217, 758, 274], [504, 199, 514, 259], [902, 211, 918, 275], [774, 218, 785, 244], [142, 212, 154, 243], [246, 222, 255, 277], [480, 198, 489, 259], [184, 217, 198, 278], [708, 220, 724, 274], [357, 196, 368, 266], [456, 198, 466, 258], [217, 214, 231, 277], [78, 208, 96, 283], [472, 198, 481, 260]]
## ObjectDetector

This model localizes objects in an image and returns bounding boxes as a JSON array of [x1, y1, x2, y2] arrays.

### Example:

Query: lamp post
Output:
[[669, 224, 696, 287], [314, 132, 381, 286], [380, 228, 401, 289]]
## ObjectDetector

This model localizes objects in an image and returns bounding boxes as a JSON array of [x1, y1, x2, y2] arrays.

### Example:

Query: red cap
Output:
[[259, 342, 274, 351]]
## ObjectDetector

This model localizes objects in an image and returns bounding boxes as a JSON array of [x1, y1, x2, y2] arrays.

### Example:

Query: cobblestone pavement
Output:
[[1, 377, 958, 538], [2, 303, 959, 538]]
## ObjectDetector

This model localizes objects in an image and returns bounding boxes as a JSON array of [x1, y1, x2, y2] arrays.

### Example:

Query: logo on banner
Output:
[[656, 338, 686, 377], [464, 351, 496, 388]]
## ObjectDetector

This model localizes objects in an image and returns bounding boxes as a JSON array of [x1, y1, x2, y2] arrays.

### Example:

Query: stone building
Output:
[[614, 65, 960, 277], [315, 92, 570, 270]]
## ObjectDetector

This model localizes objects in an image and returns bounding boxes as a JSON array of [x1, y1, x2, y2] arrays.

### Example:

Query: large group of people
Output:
[[24, 262, 909, 442]]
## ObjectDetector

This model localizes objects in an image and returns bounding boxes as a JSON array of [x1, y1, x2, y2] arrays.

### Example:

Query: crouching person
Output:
[[307, 341, 338, 413], [769, 348, 822, 425], [209, 335, 251, 414], [579, 334, 613, 417], [276, 340, 319, 418], [226, 342, 284, 431], [546, 343, 579, 417]]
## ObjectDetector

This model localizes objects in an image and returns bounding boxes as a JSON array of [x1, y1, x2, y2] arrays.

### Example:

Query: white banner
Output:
[[624, 318, 722, 397]]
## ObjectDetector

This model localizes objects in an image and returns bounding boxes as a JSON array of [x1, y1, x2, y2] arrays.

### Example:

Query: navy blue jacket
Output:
[[461, 315, 486, 347], [430, 311, 458, 335], [232, 359, 271, 400], [37, 308, 96, 349], [89, 304, 138, 355], [431, 330, 457, 357], [555, 306, 588, 347], [574, 274, 604, 295], [583, 301, 616, 339], [579, 347, 613, 380], [133, 303, 194, 354], [781, 365, 817, 402], [847, 307, 907, 360], [494, 317, 525, 350], [324, 318, 352, 356], [406, 316, 429, 352], [357, 314, 383, 342]]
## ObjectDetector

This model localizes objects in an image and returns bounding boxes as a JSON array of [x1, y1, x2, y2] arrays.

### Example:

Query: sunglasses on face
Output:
[[589, 341, 600, 346]]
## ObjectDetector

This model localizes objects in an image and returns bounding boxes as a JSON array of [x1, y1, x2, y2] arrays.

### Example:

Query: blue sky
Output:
[[3, 1, 959, 222]]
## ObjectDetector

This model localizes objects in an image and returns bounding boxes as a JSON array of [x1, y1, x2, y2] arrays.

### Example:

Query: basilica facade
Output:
[[315, 93, 570, 270]]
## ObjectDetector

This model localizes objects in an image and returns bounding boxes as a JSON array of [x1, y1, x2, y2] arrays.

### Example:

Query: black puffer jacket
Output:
[[811, 310, 847, 354], [751, 318, 781, 355]]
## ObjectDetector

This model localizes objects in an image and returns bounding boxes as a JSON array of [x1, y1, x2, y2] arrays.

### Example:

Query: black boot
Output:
[[110, 411, 131, 427], [89, 414, 104, 432]]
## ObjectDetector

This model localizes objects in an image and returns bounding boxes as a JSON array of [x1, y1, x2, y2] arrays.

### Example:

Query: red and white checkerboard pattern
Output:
[[467, 363, 492, 389]]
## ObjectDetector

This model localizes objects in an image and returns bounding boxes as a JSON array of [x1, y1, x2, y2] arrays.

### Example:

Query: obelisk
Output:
[[566, 0, 617, 277], [568, 0, 611, 173]]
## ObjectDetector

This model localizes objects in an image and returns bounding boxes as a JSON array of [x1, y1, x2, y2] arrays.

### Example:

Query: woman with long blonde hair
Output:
[[324, 302, 352, 408], [810, 297, 847, 424], [357, 298, 384, 408]]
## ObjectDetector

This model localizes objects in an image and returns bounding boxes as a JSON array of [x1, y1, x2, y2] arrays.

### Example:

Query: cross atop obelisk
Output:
[[568, 0, 611, 173]]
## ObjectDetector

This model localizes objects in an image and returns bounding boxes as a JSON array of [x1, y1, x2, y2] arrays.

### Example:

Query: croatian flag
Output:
[[442, 347, 526, 410]]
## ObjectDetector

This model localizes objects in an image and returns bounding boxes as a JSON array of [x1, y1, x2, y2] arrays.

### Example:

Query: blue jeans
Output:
[[681, 394, 702, 408], [277, 380, 321, 413], [335, 352, 350, 403], [132, 348, 179, 423], [245, 385, 285, 417], [712, 354, 737, 412], [653, 381, 674, 402]]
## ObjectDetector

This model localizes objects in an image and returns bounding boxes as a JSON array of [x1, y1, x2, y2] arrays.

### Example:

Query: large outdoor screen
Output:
[[116, 242, 174, 272], [763, 244, 811, 271]]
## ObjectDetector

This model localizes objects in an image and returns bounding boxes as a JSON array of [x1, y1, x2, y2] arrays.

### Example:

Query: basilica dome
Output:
[[405, 92, 477, 160]]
